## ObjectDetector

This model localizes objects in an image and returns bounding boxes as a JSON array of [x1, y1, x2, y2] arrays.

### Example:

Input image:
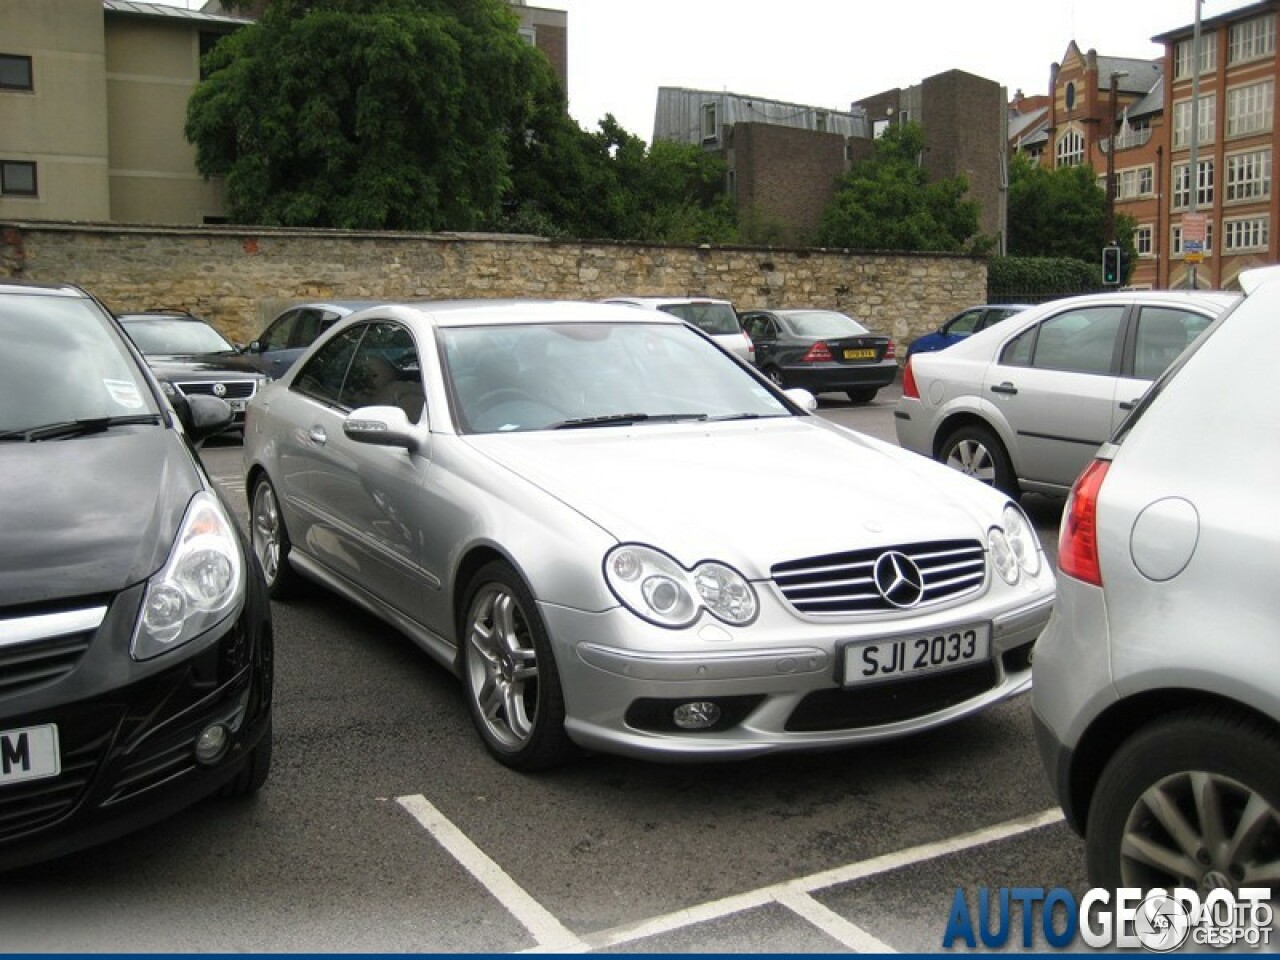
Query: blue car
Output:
[[905, 304, 1031, 359]]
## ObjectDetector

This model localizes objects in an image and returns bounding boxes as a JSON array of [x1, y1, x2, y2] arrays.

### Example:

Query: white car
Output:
[[603, 296, 755, 364], [1033, 267, 1280, 894], [243, 300, 1053, 770], [894, 290, 1238, 497]]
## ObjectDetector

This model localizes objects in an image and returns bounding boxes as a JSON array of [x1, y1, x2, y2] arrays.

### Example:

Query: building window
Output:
[[1172, 221, 1214, 255], [815, 111, 828, 133], [700, 101, 718, 143], [517, 26, 536, 45], [1116, 166, 1155, 201], [0, 53, 32, 91], [0, 160, 37, 196], [1135, 225, 1154, 257], [1227, 79, 1274, 138], [1174, 32, 1217, 79], [1172, 160, 1214, 209], [1055, 128, 1084, 167], [1226, 148, 1272, 202], [1223, 215, 1269, 252], [1173, 95, 1216, 149], [1229, 14, 1275, 64]]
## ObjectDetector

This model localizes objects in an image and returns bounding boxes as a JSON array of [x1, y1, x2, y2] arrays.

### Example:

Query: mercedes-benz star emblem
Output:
[[212, 383, 227, 397], [873, 551, 925, 608]]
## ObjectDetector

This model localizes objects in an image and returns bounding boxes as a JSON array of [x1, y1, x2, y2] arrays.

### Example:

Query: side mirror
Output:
[[247, 340, 262, 354], [344, 405, 420, 453], [182, 394, 235, 443], [783, 388, 818, 412]]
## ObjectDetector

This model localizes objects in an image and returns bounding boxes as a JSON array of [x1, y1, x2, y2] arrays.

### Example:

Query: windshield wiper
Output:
[[551, 412, 709, 430], [2, 414, 163, 442]]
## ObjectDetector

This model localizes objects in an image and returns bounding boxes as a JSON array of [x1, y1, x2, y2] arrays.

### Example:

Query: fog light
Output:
[[195, 723, 230, 765], [672, 701, 721, 730]]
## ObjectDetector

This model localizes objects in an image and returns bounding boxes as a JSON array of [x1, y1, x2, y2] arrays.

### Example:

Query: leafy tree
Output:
[[186, 0, 554, 230], [1006, 151, 1137, 282], [816, 123, 983, 253]]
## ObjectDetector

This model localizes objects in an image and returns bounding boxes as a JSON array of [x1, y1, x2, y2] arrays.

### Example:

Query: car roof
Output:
[[117, 311, 204, 322], [283, 300, 384, 314], [0, 280, 89, 298], [603, 296, 734, 308], [352, 299, 687, 330]]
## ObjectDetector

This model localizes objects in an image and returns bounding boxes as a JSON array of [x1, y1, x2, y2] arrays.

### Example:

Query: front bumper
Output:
[[0, 573, 273, 873], [546, 586, 1053, 761]]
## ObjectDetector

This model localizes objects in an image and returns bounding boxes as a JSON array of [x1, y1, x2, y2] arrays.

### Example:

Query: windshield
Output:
[[122, 317, 236, 355], [441, 321, 791, 434], [656, 302, 742, 336], [0, 294, 162, 434], [782, 310, 870, 338]]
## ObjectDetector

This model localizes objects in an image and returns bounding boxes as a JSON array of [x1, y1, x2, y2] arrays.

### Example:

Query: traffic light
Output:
[[1102, 246, 1121, 285]]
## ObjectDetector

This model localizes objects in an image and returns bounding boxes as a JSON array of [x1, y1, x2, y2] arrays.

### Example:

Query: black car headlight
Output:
[[131, 491, 244, 661], [605, 544, 758, 628]]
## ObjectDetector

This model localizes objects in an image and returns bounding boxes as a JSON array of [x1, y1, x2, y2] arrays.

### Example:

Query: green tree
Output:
[[186, 0, 555, 230], [816, 123, 982, 252], [1006, 151, 1136, 281]]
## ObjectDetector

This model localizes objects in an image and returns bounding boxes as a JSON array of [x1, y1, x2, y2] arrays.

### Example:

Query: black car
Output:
[[0, 282, 273, 872], [740, 308, 898, 403], [118, 311, 269, 432]]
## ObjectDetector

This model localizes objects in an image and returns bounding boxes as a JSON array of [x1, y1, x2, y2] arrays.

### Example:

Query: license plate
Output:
[[0, 724, 60, 785], [843, 348, 876, 360], [843, 624, 990, 686], [229, 398, 247, 412]]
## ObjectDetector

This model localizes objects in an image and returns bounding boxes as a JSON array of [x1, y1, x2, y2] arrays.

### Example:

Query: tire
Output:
[[1085, 709, 1280, 891], [250, 475, 304, 600], [846, 387, 878, 403], [219, 718, 273, 798], [939, 424, 1018, 496], [460, 561, 578, 771], [764, 366, 786, 389]]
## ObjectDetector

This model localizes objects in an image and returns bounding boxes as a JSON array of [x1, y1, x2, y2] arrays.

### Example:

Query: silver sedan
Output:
[[243, 300, 1054, 769], [894, 290, 1238, 498]]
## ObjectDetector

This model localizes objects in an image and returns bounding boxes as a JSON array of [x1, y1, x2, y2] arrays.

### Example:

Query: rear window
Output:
[[657, 302, 741, 336], [782, 310, 870, 338]]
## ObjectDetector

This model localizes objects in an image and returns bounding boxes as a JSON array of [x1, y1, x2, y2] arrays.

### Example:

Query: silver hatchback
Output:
[[894, 290, 1238, 497], [1033, 267, 1280, 894], [244, 300, 1054, 770]]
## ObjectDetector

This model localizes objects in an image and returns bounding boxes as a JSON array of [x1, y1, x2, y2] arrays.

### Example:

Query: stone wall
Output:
[[1, 222, 987, 350]]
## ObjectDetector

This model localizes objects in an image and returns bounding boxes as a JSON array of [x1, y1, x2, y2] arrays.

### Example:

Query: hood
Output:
[[145, 354, 264, 379], [465, 418, 1008, 579], [0, 429, 204, 606]]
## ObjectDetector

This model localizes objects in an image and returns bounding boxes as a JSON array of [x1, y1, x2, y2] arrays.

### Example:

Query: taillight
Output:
[[1058, 459, 1110, 586], [802, 341, 833, 363], [884, 340, 896, 360], [742, 331, 755, 357], [902, 358, 919, 399]]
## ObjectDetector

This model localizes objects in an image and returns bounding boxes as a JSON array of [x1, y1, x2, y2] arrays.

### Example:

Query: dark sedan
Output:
[[118, 311, 268, 431], [0, 282, 273, 872], [741, 308, 897, 403]]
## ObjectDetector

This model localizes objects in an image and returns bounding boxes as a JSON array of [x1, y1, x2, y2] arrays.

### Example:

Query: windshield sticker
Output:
[[104, 379, 144, 409]]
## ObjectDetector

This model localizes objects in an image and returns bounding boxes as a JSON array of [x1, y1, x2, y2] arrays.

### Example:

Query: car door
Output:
[[302, 320, 430, 622], [742, 313, 780, 367], [1112, 304, 1217, 432], [983, 304, 1128, 489], [249, 308, 299, 377]]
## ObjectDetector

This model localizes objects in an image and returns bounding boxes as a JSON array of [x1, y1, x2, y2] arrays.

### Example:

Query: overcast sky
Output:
[[160, 0, 1258, 140]]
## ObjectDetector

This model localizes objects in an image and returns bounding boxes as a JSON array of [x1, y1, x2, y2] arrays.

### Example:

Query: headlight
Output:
[[988, 528, 1020, 585], [605, 545, 758, 628], [131, 491, 244, 661], [1001, 502, 1043, 577]]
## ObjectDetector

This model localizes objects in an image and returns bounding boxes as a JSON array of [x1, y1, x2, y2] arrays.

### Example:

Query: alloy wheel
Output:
[[465, 583, 541, 750]]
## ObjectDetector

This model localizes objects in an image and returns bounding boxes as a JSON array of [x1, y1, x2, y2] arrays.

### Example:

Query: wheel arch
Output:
[[931, 407, 1015, 465], [1066, 689, 1280, 832]]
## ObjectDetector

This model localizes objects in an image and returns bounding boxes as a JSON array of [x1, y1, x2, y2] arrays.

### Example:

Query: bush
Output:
[[988, 256, 1105, 303]]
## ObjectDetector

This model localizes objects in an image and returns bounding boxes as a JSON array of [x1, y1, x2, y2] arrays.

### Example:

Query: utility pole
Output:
[[1104, 71, 1127, 244], [1187, 0, 1203, 289]]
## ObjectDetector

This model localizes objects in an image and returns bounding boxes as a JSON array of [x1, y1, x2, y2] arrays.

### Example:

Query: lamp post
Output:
[[1105, 70, 1129, 245], [1188, 0, 1203, 289]]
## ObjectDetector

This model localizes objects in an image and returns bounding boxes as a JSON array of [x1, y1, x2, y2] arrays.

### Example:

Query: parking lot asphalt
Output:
[[0, 390, 1088, 954]]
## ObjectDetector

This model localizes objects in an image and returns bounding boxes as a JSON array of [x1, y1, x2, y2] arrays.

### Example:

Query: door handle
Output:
[[308, 426, 327, 445], [990, 382, 1018, 396], [1118, 399, 1139, 411]]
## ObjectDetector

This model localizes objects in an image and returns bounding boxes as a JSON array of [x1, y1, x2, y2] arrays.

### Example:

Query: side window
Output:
[[294, 326, 363, 406], [1132, 307, 1209, 380], [1001, 326, 1036, 367], [1025, 307, 1126, 376], [981, 308, 1018, 331], [743, 315, 774, 340], [944, 309, 983, 337], [259, 310, 297, 351], [291, 308, 326, 348], [340, 321, 423, 421]]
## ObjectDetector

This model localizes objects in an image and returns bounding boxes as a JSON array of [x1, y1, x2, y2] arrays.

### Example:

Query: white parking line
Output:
[[396, 794, 588, 953], [398, 793, 1065, 954]]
